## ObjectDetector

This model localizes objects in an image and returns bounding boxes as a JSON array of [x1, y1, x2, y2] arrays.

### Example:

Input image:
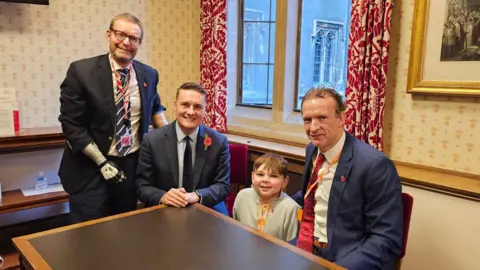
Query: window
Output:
[[295, 0, 351, 110], [313, 21, 342, 86], [226, 0, 352, 145], [237, 0, 276, 107]]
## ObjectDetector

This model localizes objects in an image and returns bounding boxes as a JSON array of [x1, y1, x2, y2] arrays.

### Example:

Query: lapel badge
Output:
[[340, 176, 346, 182], [143, 82, 147, 88]]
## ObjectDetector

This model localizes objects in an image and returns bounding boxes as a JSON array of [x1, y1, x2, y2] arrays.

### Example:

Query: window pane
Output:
[[242, 64, 270, 105], [269, 23, 276, 62], [238, 0, 276, 107], [270, 0, 277, 21], [245, 0, 272, 21], [243, 22, 271, 64], [296, 0, 351, 110], [268, 64, 274, 104]]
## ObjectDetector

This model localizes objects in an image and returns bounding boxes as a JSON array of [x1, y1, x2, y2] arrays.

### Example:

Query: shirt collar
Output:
[[252, 187, 284, 205], [175, 121, 199, 143], [318, 130, 346, 163], [108, 52, 132, 72]]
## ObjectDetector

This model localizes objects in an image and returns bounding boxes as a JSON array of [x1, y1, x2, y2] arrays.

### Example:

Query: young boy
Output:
[[233, 152, 300, 243]]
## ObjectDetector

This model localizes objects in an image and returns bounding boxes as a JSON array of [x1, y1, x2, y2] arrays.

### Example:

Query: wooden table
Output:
[[12, 204, 344, 270]]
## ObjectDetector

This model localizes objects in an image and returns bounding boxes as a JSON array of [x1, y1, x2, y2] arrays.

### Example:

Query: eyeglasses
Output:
[[109, 28, 142, 46]]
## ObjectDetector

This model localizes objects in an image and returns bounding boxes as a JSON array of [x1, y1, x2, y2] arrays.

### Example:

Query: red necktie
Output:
[[297, 153, 325, 253]]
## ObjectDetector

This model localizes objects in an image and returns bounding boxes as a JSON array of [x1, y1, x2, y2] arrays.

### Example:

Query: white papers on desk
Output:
[[21, 183, 65, 196], [0, 102, 14, 136]]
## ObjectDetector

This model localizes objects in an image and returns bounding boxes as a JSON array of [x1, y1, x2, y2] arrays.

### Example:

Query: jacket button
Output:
[[108, 137, 113, 141]]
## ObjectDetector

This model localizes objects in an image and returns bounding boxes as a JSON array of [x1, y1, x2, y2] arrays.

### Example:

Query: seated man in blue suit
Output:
[[136, 82, 230, 215], [293, 87, 403, 270]]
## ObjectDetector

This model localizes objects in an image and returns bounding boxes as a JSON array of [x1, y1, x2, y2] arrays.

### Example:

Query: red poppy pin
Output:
[[143, 82, 147, 87], [204, 133, 212, 150], [340, 176, 346, 182]]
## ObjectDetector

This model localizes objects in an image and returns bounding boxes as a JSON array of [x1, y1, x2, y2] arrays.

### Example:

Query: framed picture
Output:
[[407, 0, 480, 96]]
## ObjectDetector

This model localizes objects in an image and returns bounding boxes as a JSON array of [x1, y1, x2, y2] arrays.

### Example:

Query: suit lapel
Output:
[[327, 132, 353, 244], [97, 54, 116, 129], [193, 125, 207, 188], [164, 123, 179, 185], [133, 61, 147, 124]]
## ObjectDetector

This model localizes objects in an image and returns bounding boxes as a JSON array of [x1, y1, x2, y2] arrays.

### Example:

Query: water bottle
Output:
[[35, 172, 48, 190]]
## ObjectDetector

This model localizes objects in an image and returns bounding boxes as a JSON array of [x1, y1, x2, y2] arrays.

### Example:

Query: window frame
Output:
[[293, 0, 348, 112], [227, 0, 311, 146], [236, 0, 276, 108], [312, 20, 343, 86]]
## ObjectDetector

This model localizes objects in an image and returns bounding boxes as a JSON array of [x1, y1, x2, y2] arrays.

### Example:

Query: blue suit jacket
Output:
[[295, 132, 403, 270], [136, 122, 230, 210], [58, 53, 165, 194]]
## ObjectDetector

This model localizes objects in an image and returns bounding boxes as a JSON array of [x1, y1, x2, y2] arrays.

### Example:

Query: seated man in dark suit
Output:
[[136, 82, 230, 215], [294, 87, 403, 270]]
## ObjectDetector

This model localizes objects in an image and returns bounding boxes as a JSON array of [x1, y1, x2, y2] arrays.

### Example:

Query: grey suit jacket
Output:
[[136, 122, 231, 207]]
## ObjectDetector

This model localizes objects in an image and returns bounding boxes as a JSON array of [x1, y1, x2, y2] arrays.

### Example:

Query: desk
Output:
[[0, 190, 68, 214], [13, 204, 344, 270], [0, 190, 69, 269]]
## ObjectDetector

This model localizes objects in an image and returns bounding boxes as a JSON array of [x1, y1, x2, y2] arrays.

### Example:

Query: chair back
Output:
[[226, 144, 248, 217], [228, 144, 248, 185], [398, 192, 414, 269]]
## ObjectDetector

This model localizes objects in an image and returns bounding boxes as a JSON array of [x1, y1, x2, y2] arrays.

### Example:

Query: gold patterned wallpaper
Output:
[[0, 0, 199, 127], [383, 0, 480, 174], [2, 0, 478, 175]]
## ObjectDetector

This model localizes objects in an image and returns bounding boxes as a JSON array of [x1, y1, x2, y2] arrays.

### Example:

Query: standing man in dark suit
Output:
[[294, 88, 403, 270], [58, 13, 168, 223], [136, 82, 230, 215]]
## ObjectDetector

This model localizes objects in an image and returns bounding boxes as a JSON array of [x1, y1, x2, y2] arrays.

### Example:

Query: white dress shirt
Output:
[[107, 54, 141, 156], [314, 130, 346, 243], [175, 122, 199, 188]]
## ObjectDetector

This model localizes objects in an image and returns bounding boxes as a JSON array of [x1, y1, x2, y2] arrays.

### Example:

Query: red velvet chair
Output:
[[398, 192, 414, 269], [225, 144, 248, 217]]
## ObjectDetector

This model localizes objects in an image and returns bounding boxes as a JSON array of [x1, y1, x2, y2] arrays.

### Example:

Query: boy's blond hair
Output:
[[253, 152, 288, 177]]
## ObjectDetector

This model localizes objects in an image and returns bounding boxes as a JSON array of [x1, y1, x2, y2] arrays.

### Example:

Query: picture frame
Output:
[[407, 0, 480, 96]]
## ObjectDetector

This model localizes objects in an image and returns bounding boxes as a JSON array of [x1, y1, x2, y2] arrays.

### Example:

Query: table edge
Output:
[[14, 205, 166, 241], [193, 204, 346, 270], [13, 204, 344, 270], [12, 238, 51, 270], [12, 205, 166, 269]]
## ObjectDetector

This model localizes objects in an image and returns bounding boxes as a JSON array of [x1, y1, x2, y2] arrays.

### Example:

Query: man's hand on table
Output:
[[160, 188, 199, 207]]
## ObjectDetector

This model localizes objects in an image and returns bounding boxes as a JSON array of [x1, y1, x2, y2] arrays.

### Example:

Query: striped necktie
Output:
[[114, 68, 131, 156]]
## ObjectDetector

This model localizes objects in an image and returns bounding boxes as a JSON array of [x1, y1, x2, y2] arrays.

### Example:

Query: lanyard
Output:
[[256, 202, 271, 232], [110, 55, 133, 120], [304, 151, 342, 199]]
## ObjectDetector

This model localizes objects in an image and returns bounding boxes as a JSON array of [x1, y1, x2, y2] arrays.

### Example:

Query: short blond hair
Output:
[[253, 152, 288, 177], [109, 13, 144, 40]]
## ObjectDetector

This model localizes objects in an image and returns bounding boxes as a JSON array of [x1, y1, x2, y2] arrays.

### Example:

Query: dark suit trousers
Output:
[[313, 245, 331, 262], [69, 152, 139, 223]]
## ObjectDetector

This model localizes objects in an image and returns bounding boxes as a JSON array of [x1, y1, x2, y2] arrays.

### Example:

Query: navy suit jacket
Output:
[[58, 54, 165, 194], [295, 132, 403, 270], [136, 122, 230, 208]]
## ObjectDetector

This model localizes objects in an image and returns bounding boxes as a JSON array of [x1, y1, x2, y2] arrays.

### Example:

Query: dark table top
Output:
[[15, 205, 342, 270]]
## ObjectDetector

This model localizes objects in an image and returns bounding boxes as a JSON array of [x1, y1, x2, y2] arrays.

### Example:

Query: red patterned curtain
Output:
[[200, 0, 228, 132], [344, 0, 393, 151]]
